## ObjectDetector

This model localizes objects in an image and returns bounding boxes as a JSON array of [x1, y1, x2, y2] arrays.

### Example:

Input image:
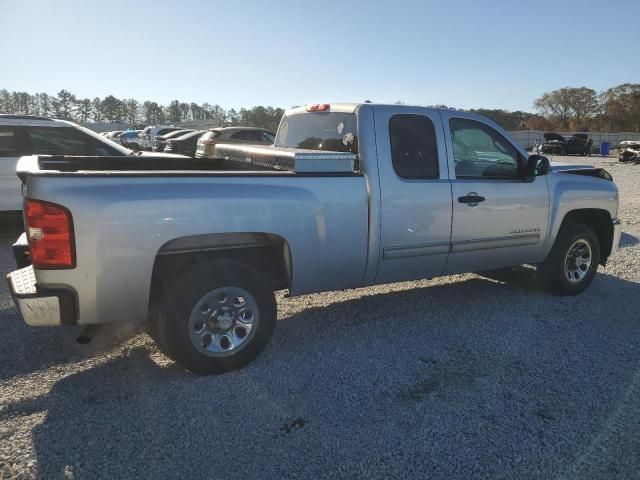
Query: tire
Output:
[[148, 260, 277, 374], [538, 222, 600, 295], [147, 303, 175, 360]]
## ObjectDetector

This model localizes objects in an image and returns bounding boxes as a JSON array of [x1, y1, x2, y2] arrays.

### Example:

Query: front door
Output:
[[440, 111, 550, 274], [374, 106, 453, 284]]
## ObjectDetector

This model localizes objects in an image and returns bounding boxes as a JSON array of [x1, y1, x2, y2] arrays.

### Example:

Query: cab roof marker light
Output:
[[306, 104, 330, 112]]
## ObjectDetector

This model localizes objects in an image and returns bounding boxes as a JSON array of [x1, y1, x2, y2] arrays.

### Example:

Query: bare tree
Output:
[[91, 97, 103, 122], [51, 89, 77, 120], [533, 87, 597, 130], [142, 101, 165, 124], [600, 83, 640, 132], [166, 100, 182, 123], [123, 98, 139, 124], [75, 98, 93, 123]]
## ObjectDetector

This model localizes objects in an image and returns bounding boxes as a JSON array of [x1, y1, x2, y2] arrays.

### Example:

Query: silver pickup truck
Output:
[[8, 103, 622, 374]]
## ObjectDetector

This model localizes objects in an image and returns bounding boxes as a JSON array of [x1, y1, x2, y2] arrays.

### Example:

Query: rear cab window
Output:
[[275, 112, 358, 153]]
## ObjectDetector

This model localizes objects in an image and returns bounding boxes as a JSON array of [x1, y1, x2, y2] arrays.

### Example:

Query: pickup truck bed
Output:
[[15, 152, 369, 325]]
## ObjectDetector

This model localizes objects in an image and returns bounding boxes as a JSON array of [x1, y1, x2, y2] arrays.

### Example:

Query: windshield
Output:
[[275, 112, 358, 154]]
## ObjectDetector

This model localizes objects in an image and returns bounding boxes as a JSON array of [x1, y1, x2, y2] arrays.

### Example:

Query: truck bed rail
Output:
[[31, 145, 358, 175]]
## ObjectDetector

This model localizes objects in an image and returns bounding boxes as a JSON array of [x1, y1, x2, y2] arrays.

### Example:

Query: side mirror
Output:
[[523, 154, 550, 182]]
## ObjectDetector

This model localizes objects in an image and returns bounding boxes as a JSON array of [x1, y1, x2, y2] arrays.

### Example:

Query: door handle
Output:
[[458, 193, 485, 205]]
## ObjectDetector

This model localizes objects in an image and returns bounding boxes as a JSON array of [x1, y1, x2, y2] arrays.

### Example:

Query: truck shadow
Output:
[[0, 267, 530, 383], [620, 232, 639, 248], [0, 303, 140, 383], [1, 230, 637, 384], [4, 268, 637, 478]]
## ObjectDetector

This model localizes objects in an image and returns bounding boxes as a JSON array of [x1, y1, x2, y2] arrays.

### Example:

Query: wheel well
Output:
[[149, 233, 292, 305], [561, 209, 613, 264]]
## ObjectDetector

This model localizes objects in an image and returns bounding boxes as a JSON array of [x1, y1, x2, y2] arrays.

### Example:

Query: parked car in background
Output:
[[152, 129, 194, 152], [0, 115, 188, 212], [617, 141, 640, 163], [120, 129, 143, 150], [103, 130, 124, 143], [540, 133, 589, 155], [195, 127, 275, 158], [139, 125, 183, 150], [164, 130, 205, 156]]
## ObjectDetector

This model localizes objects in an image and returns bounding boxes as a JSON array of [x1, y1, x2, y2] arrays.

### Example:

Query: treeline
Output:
[[428, 83, 640, 133], [2, 83, 639, 133], [0, 89, 285, 132], [532, 84, 640, 132]]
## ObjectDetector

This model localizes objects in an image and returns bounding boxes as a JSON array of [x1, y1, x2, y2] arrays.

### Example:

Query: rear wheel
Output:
[[148, 260, 277, 374], [538, 222, 600, 295]]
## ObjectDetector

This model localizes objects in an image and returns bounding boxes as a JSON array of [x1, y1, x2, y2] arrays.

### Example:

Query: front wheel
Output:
[[149, 260, 277, 374], [538, 222, 600, 295]]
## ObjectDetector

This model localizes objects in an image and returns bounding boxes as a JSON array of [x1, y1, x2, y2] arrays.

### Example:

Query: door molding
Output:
[[451, 233, 540, 253], [383, 242, 450, 260]]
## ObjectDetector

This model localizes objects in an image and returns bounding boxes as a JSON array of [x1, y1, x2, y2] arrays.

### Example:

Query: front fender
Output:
[[542, 172, 618, 259]]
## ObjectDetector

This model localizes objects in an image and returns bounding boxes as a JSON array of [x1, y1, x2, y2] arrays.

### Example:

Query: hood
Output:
[[544, 132, 566, 143], [550, 161, 613, 181], [549, 161, 593, 172]]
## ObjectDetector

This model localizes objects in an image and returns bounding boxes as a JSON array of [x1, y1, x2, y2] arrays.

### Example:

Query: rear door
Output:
[[374, 106, 453, 284], [440, 110, 549, 273]]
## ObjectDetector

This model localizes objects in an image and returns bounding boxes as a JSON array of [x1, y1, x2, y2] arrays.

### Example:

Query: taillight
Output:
[[25, 199, 75, 269], [307, 103, 330, 112], [199, 139, 217, 145]]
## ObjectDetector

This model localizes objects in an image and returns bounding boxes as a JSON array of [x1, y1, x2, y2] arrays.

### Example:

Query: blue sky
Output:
[[1, 0, 638, 112]]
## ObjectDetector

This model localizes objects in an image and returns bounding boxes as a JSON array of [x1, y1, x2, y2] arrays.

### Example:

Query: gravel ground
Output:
[[0, 155, 639, 480]]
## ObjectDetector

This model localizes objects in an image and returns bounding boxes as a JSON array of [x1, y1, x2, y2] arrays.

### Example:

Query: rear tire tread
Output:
[[148, 260, 276, 374]]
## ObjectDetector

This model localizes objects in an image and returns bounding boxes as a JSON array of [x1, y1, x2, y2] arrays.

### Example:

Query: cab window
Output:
[[450, 118, 520, 178], [389, 114, 439, 179]]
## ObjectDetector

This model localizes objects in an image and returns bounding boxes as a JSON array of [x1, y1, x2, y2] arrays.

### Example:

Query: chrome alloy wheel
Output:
[[188, 286, 259, 356], [563, 239, 593, 283]]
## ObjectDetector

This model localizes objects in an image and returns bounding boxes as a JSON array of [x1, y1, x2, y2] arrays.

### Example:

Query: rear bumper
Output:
[[7, 266, 76, 326], [611, 218, 622, 256]]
